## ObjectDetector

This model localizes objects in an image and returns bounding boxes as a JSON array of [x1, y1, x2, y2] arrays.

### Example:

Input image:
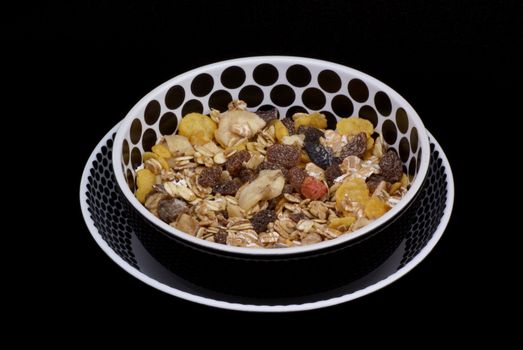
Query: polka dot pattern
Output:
[[165, 85, 185, 110], [348, 79, 369, 103], [396, 108, 409, 133], [270, 85, 295, 107], [182, 99, 204, 116], [358, 105, 378, 127], [286, 65, 311, 87], [191, 73, 214, 97], [209, 90, 233, 112], [302, 87, 326, 110], [159, 112, 178, 135], [144, 100, 161, 125], [286, 105, 307, 118], [253, 64, 278, 86], [221, 66, 246, 89], [239, 85, 264, 107], [375, 91, 392, 116], [142, 128, 157, 152], [318, 70, 341, 93], [331, 95, 354, 118]]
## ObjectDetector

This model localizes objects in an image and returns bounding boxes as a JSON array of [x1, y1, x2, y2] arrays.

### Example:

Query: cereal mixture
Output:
[[134, 100, 409, 248]]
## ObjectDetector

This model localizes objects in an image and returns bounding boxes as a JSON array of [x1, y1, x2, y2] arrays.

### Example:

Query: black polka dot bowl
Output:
[[112, 56, 431, 260]]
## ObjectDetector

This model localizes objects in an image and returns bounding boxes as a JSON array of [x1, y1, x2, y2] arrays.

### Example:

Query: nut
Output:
[[237, 169, 285, 210]]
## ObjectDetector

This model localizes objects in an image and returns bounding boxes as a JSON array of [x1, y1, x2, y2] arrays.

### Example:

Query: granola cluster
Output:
[[134, 100, 409, 248]]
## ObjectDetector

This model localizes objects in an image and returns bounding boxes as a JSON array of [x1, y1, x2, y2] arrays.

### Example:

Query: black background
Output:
[[5, 0, 521, 334]]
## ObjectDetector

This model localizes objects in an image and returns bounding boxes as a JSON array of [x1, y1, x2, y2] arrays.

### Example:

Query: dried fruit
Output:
[[366, 174, 386, 193], [143, 152, 169, 170], [174, 213, 199, 235], [237, 169, 285, 210], [255, 108, 278, 123], [198, 166, 222, 187], [287, 167, 308, 192], [280, 117, 295, 134], [325, 164, 343, 186], [213, 179, 242, 195], [135, 168, 156, 203], [151, 144, 171, 158], [340, 132, 367, 159], [273, 120, 289, 143], [364, 197, 390, 219], [304, 141, 334, 169], [164, 135, 195, 156], [289, 213, 307, 223], [239, 168, 256, 183], [328, 216, 356, 230], [225, 150, 251, 176], [336, 117, 374, 137], [266, 144, 300, 169], [299, 126, 325, 143], [157, 198, 189, 223], [293, 112, 327, 130], [379, 149, 403, 183], [215, 110, 266, 147], [282, 184, 294, 194], [300, 176, 328, 200], [335, 178, 370, 210], [178, 113, 217, 145], [214, 229, 228, 244], [250, 209, 277, 233]]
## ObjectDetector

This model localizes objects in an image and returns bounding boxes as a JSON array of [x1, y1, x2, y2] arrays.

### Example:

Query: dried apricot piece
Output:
[[135, 168, 156, 203], [293, 112, 328, 130], [336, 117, 374, 137], [364, 196, 390, 219], [151, 144, 171, 158], [178, 113, 217, 145], [273, 120, 289, 143]]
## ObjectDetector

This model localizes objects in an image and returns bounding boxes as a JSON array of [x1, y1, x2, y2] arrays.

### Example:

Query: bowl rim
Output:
[[112, 55, 431, 256]]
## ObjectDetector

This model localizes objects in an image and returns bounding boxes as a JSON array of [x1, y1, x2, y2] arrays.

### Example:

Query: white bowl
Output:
[[112, 56, 430, 257]]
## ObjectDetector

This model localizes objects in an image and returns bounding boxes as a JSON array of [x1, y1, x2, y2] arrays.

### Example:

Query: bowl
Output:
[[112, 56, 430, 259]]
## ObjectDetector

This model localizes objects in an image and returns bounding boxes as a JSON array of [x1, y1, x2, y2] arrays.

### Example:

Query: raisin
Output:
[[325, 164, 343, 186], [198, 166, 222, 187], [340, 132, 367, 159], [366, 174, 386, 193], [287, 167, 308, 192], [257, 161, 288, 177], [289, 213, 307, 223], [304, 141, 334, 169], [225, 150, 250, 176], [281, 117, 295, 135], [214, 229, 228, 244], [239, 168, 256, 183], [213, 179, 242, 195], [298, 126, 324, 143], [267, 144, 300, 169], [157, 199, 189, 223], [256, 108, 278, 123], [379, 149, 403, 183], [250, 210, 277, 233], [300, 176, 328, 200]]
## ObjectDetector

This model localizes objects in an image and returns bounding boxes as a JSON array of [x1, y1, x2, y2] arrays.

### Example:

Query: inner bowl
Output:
[[112, 56, 430, 256]]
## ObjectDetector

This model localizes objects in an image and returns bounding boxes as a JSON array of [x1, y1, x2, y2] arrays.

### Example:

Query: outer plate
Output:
[[80, 123, 454, 312]]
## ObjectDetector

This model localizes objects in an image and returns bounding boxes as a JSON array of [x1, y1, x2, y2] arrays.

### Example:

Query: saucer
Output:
[[80, 123, 454, 312]]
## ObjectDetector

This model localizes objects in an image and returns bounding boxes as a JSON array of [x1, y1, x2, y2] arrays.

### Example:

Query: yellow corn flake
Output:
[[293, 112, 328, 130], [400, 173, 409, 187], [335, 178, 370, 210], [273, 120, 289, 143], [328, 216, 356, 230], [135, 168, 156, 203], [364, 197, 390, 219], [142, 152, 168, 170], [225, 140, 248, 152], [151, 144, 171, 158], [389, 182, 402, 195], [366, 136, 374, 150], [178, 113, 217, 145], [336, 117, 374, 137]]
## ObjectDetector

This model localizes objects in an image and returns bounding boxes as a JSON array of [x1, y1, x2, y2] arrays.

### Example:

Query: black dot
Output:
[[382, 120, 397, 145], [270, 85, 295, 107], [159, 112, 178, 135], [257, 104, 280, 118], [144, 100, 161, 125], [399, 137, 410, 162], [191, 73, 214, 97], [286, 105, 307, 118], [321, 111, 338, 130], [101, 146, 107, 155], [142, 128, 157, 152], [331, 95, 354, 117], [359, 105, 378, 127], [396, 108, 409, 133], [286, 64, 311, 87], [239, 85, 264, 107], [181, 99, 204, 116], [165, 85, 185, 110], [130, 119, 142, 144], [302, 87, 326, 110], [221, 66, 246, 89], [375, 91, 392, 116], [348, 79, 369, 103], [410, 127, 419, 152], [318, 70, 341, 93], [409, 157, 417, 176], [417, 149, 422, 172], [122, 140, 130, 165], [130, 147, 142, 169], [208, 90, 233, 112], [253, 64, 278, 86]]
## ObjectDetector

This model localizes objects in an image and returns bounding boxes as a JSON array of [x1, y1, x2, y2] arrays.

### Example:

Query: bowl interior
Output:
[[114, 56, 429, 255]]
